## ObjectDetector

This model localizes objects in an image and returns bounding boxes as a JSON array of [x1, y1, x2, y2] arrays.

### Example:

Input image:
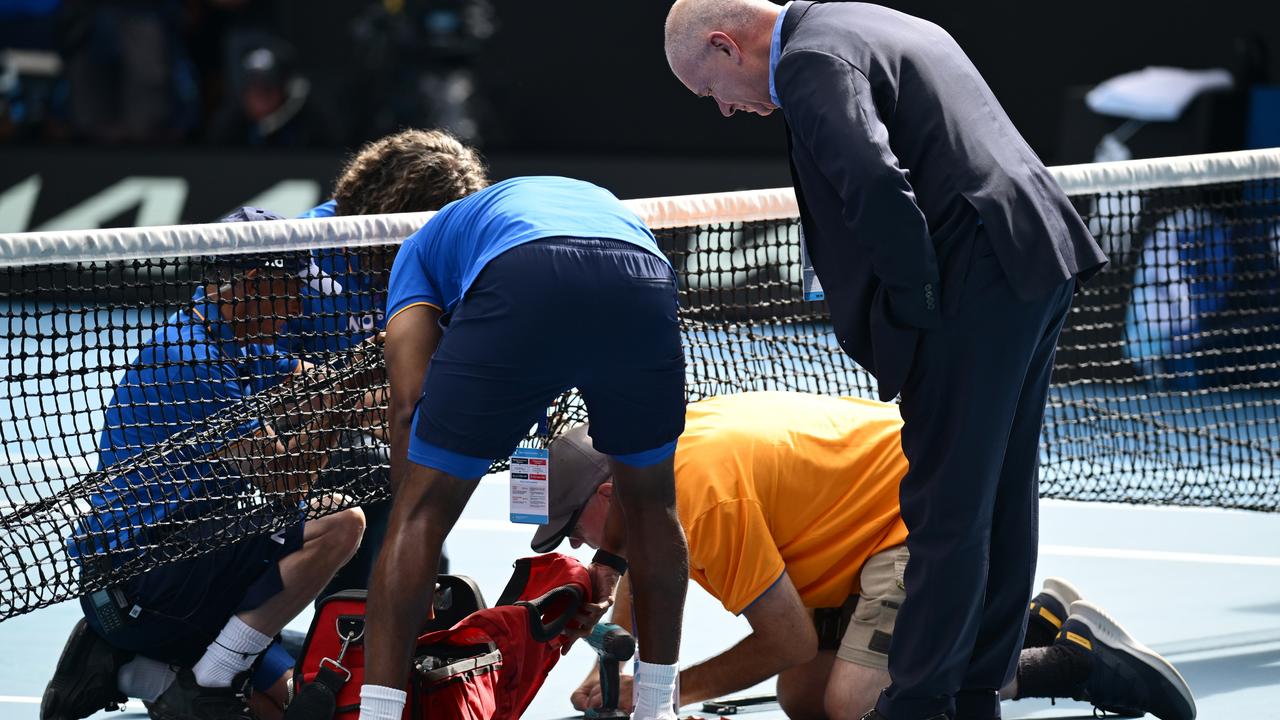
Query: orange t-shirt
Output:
[[676, 392, 909, 614]]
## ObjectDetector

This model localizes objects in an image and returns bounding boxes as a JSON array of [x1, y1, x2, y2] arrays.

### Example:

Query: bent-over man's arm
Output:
[[573, 571, 817, 711], [382, 305, 442, 486], [680, 572, 817, 705]]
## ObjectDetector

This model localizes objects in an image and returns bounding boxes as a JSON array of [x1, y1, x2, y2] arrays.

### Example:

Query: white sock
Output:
[[632, 660, 679, 720], [117, 656, 176, 701], [360, 684, 407, 720], [191, 616, 272, 688]]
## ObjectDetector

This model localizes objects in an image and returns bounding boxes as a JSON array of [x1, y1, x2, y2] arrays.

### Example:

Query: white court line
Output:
[[1042, 544, 1280, 567], [0, 695, 144, 709], [455, 517, 529, 534], [1040, 498, 1274, 518], [1167, 640, 1280, 662]]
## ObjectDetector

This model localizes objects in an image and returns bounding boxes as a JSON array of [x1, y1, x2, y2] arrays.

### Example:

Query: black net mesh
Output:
[[1, 173, 1279, 621]]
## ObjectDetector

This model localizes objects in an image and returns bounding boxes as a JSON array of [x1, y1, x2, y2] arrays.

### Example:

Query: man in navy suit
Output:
[[664, 2, 1113, 719]]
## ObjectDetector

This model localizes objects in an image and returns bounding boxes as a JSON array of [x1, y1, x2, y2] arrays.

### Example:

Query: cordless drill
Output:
[[584, 622, 635, 719]]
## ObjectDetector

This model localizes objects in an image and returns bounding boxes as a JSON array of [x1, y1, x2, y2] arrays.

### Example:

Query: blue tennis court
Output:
[[3, 488, 1279, 720]]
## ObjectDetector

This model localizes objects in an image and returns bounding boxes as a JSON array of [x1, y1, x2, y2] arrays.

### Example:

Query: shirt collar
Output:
[[768, 1, 792, 108], [189, 287, 240, 352]]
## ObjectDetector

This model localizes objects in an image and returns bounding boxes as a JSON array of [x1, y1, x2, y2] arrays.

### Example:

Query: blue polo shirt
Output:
[[278, 200, 385, 357], [69, 289, 299, 559], [385, 176, 664, 322]]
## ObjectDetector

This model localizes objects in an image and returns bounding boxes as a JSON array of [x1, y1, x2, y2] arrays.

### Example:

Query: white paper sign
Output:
[[799, 225, 825, 301]]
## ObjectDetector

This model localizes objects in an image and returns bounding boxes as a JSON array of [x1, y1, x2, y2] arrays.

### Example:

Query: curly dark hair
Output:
[[331, 129, 489, 216]]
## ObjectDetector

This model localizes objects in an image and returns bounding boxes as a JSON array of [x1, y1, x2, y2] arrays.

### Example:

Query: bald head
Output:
[[664, 0, 778, 73], [664, 0, 782, 117]]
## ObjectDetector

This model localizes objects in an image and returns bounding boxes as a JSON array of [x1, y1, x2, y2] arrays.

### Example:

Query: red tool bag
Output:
[[285, 553, 591, 720]]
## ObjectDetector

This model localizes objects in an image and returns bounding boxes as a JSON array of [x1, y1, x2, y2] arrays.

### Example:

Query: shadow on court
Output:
[[1170, 634, 1280, 702]]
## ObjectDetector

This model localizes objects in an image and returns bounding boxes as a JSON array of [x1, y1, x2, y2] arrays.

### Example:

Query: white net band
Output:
[[4, 148, 1278, 268]]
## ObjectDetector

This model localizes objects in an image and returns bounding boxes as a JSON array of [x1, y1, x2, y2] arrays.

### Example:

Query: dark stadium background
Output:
[[1, 0, 1276, 227]]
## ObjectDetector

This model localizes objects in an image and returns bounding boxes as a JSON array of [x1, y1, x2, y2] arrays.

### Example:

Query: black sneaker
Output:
[[41, 618, 131, 720], [1057, 601, 1196, 720], [1026, 577, 1083, 648], [146, 668, 255, 720]]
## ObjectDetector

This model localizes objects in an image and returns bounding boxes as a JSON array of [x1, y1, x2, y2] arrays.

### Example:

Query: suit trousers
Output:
[[875, 227, 1074, 720]]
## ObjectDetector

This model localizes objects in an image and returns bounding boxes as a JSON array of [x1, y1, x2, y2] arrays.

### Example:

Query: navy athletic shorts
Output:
[[81, 511, 305, 667], [407, 236, 686, 479]]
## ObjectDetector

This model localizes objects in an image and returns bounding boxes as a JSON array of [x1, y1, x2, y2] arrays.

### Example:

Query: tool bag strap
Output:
[[282, 662, 350, 720]]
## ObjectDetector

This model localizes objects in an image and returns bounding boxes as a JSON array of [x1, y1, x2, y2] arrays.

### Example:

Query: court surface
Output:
[[1, 478, 1277, 720]]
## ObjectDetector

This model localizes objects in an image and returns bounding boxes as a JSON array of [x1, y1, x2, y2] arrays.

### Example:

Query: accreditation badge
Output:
[[509, 446, 549, 525], [799, 225, 825, 302]]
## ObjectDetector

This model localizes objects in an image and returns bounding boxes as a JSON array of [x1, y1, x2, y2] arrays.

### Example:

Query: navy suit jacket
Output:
[[776, 1, 1107, 400]]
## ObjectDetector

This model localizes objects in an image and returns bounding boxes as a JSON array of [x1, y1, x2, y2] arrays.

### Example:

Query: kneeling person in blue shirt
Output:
[[44, 208, 380, 720], [361, 176, 689, 720]]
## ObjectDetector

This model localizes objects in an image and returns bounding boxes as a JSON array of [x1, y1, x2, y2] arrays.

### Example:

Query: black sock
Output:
[[1024, 613, 1060, 649], [1013, 642, 1093, 700]]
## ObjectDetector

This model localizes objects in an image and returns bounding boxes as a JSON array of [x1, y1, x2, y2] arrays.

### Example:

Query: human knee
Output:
[[314, 507, 366, 566], [338, 506, 367, 552], [338, 506, 367, 545], [778, 685, 828, 720], [823, 683, 879, 720], [823, 662, 886, 720], [777, 651, 839, 720]]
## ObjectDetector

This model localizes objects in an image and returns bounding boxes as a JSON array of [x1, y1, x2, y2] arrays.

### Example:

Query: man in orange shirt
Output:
[[539, 392, 1192, 720]]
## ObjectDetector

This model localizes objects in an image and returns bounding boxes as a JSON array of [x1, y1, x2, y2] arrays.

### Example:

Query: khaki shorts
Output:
[[824, 544, 909, 669]]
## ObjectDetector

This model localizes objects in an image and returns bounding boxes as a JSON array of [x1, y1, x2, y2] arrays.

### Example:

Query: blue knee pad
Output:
[[253, 640, 294, 692]]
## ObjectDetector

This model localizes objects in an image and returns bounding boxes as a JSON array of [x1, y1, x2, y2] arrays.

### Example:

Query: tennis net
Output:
[[1, 148, 1278, 621]]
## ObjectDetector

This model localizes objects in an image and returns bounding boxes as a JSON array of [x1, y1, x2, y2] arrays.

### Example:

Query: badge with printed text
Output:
[[798, 225, 825, 301], [509, 447, 550, 525]]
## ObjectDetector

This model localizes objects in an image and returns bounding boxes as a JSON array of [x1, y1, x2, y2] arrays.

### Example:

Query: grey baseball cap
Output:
[[530, 424, 612, 553]]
